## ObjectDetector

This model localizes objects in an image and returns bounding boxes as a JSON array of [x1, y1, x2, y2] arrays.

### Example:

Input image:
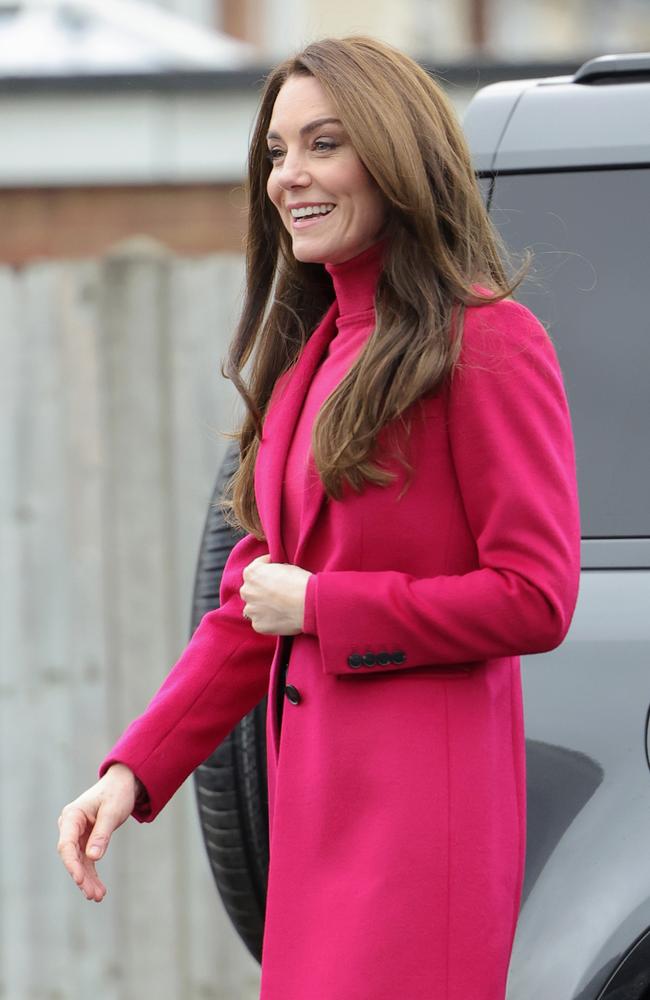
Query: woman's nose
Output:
[[276, 151, 310, 189]]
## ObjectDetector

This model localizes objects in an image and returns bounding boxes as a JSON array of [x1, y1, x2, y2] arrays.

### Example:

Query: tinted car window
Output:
[[489, 168, 650, 538]]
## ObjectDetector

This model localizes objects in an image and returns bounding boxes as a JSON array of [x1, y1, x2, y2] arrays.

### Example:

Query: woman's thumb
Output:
[[86, 807, 117, 860]]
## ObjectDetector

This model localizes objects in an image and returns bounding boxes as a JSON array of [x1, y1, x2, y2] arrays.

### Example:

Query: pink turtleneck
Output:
[[280, 237, 387, 569]]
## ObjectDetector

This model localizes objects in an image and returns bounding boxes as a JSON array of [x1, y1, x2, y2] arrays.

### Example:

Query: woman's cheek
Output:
[[266, 173, 278, 207]]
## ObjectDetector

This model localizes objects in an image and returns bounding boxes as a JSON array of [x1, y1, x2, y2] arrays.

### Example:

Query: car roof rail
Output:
[[573, 52, 650, 84]]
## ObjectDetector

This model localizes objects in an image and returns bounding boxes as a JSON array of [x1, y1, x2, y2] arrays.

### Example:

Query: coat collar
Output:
[[255, 298, 340, 564]]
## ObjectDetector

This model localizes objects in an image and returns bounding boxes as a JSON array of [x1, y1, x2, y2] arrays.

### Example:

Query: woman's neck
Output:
[[324, 237, 388, 321]]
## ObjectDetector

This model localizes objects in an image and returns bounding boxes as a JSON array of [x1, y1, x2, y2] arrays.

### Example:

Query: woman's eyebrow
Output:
[[266, 117, 343, 141]]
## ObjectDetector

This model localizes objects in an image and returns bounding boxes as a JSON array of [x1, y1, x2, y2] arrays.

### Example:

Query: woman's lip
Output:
[[290, 207, 336, 229]]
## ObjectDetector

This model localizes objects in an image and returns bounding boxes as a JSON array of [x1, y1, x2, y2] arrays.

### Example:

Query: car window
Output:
[[489, 167, 650, 539]]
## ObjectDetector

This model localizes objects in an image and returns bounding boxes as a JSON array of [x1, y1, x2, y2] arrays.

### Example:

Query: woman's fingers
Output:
[[85, 801, 122, 861], [240, 559, 311, 634], [57, 803, 107, 901], [57, 805, 89, 878], [58, 767, 138, 902]]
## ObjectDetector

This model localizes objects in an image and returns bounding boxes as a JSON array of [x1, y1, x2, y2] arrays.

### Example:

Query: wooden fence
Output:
[[0, 241, 262, 999]]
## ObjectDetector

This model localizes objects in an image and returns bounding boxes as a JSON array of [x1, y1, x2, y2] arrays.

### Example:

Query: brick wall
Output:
[[0, 183, 248, 265]]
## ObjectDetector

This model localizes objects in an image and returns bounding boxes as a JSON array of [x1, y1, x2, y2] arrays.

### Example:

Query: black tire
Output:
[[190, 441, 269, 963]]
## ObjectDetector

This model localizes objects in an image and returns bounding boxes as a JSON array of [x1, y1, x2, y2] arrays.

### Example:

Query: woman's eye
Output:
[[265, 139, 338, 165]]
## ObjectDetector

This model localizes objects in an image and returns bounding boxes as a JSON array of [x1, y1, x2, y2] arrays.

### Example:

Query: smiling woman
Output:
[[57, 34, 581, 1000]]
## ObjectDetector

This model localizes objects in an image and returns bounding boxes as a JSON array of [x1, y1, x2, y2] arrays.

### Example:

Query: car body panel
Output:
[[461, 79, 531, 172], [508, 571, 650, 999], [464, 76, 650, 172], [462, 54, 650, 1000]]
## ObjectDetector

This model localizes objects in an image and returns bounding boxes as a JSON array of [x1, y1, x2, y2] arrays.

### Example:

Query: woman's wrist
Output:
[[133, 777, 149, 808], [302, 573, 318, 635], [105, 762, 149, 809]]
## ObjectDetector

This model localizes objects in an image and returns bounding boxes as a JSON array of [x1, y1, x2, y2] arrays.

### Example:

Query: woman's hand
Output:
[[240, 555, 312, 635], [57, 763, 139, 902]]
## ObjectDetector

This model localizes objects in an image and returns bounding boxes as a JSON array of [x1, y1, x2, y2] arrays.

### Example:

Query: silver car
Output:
[[463, 51, 650, 1000]]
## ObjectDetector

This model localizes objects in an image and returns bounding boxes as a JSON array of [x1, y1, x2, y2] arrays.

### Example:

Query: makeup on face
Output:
[[265, 75, 387, 265]]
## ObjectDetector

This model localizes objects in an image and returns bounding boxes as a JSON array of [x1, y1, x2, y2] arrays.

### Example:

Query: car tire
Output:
[[190, 440, 269, 963]]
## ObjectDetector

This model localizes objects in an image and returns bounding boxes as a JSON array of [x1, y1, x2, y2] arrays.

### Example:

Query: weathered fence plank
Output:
[[0, 244, 261, 1000]]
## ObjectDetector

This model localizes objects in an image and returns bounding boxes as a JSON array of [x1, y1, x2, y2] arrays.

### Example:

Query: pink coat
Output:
[[100, 292, 581, 1000]]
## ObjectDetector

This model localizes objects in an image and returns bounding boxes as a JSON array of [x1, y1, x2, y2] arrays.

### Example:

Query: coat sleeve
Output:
[[303, 298, 582, 676], [98, 530, 276, 821]]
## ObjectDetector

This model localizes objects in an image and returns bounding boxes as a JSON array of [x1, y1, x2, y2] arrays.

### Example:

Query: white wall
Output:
[[0, 89, 257, 187]]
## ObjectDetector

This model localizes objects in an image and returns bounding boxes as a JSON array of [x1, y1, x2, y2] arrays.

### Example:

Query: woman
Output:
[[58, 35, 581, 1000]]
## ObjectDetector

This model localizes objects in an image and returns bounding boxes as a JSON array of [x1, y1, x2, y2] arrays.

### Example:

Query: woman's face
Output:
[[265, 74, 387, 265]]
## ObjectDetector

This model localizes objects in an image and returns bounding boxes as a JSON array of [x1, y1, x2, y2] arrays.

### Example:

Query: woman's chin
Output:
[[290, 241, 330, 264]]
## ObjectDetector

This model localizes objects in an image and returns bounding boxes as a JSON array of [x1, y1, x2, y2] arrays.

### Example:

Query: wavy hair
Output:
[[220, 35, 527, 538]]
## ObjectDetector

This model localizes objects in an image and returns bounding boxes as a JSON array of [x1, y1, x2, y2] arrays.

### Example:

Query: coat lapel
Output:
[[292, 449, 328, 567], [255, 299, 339, 564]]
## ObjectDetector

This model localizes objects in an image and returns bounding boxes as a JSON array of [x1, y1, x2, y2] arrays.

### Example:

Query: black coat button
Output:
[[362, 653, 376, 666], [285, 684, 301, 705], [390, 651, 406, 664], [347, 654, 363, 668], [377, 652, 391, 665]]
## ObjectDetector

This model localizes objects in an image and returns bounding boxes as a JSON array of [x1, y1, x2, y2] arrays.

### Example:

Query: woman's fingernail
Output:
[[88, 845, 101, 859]]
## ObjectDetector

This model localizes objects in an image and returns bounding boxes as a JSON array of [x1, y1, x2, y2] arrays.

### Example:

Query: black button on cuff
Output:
[[377, 652, 391, 666], [285, 684, 301, 705], [347, 654, 363, 669], [390, 651, 406, 664], [362, 653, 376, 667]]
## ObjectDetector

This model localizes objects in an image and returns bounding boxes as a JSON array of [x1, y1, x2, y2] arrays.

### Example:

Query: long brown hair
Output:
[[220, 35, 527, 538]]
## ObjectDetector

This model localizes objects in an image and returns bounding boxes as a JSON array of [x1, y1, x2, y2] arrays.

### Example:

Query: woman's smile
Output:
[[289, 204, 336, 229]]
